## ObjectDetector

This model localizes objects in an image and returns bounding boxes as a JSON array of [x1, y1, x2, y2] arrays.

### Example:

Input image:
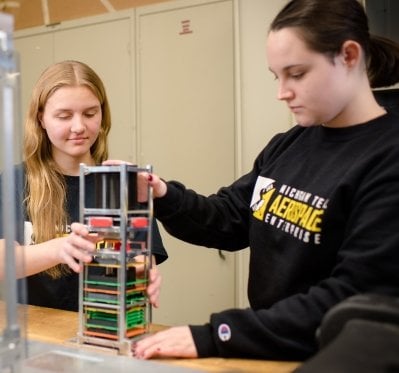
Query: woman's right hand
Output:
[[101, 159, 168, 202], [55, 222, 99, 273], [137, 171, 168, 202]]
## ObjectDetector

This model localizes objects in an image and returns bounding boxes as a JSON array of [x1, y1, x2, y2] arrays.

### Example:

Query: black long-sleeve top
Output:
[[153, 112, 399, 360]]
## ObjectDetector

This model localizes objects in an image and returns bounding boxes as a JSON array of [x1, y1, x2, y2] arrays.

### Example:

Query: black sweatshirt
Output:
[[153, 112, 399, 360]]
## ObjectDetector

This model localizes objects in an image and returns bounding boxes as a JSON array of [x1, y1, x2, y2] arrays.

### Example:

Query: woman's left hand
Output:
[[134, 255, 162, 308], [147, 263, 162, 308], [133, 326, 198, 359]]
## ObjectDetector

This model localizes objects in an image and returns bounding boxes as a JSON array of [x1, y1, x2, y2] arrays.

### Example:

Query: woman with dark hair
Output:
[[133, 0, 399, 361]]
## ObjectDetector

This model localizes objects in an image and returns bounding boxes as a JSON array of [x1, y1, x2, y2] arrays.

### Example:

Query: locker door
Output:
[[137, 0, 236, 325], [53, 16, 135, 162], [14, 33, 53, 122]]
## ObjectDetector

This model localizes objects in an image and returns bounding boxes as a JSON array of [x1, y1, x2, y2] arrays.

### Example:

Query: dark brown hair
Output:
[[270, 0, 399, 88]]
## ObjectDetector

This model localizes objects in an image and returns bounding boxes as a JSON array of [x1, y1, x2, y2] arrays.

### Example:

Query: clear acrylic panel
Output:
[[0, 11, 26, 370]]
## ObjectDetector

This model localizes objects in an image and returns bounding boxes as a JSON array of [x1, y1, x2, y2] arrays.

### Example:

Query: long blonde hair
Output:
[[23, 60, 111, 278]]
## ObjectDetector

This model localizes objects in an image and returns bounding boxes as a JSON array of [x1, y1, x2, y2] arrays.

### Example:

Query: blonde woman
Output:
[[0, 60, 167, 310]]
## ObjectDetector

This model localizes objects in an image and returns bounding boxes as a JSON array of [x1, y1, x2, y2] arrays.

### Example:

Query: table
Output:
[[24, 305, 300, 373]]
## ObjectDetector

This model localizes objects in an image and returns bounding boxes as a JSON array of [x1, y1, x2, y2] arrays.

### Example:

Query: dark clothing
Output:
[[0, 166, 167, 312], [154, 112, 399, 360]]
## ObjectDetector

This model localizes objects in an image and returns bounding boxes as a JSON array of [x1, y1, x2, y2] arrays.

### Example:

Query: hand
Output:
[[102, 159, 167, 202], [55, 222, 99, 273], [137, 171, 167, 202], [102, 159, 132, 166], [147, 264, 162, 308], [133, 326, 198, 359], [134, 255, 162, 308]]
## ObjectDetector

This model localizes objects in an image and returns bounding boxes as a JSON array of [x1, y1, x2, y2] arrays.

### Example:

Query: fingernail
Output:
[[148, 174, 153, 182]]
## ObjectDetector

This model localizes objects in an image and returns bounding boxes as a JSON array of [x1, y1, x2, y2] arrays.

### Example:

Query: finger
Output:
[[62, 255, 82, 273], [147, 268, 161, 307], [68, 234, 96, 253], [102, 159, 133, 166], [70, 222, 90, 236], [133, 255, 146, 274], [133, 331, 170, 358], [58, 245, 88, 272], [60, 234, 96, 270], [147, 285, 160, 308], [137, 343, 165, 359], [67, 239, 94, 261], [137, 172, 150, 202], [70, 223, 102, 245], [134, 330, 195, 359]]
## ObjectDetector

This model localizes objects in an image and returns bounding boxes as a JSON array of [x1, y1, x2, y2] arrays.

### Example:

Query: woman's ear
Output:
[[37, 112, 45, 129], [340, 40, 362, 68]]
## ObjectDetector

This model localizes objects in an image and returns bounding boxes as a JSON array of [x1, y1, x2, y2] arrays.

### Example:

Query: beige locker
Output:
[[53, 16, 135, 161], [15, 12, 135, 162], [136, 0, 237, 325], [15, 33, 53, 123]]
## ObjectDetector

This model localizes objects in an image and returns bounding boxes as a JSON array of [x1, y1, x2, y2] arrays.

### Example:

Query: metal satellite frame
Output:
[[77, 163, 154, 355]]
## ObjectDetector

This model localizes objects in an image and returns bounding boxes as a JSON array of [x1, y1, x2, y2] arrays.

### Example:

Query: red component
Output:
[[88, 217, 113, 228], [130, 217, 148, 228]]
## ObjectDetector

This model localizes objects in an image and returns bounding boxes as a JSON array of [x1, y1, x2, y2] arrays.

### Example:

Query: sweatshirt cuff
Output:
[[189, 324, 218, 357]]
